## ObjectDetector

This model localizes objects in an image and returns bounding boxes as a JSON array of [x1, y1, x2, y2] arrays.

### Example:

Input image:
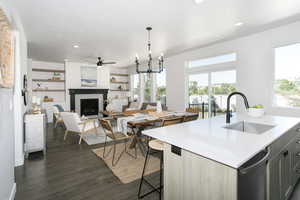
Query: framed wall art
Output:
[[0, 9, 14, 88]]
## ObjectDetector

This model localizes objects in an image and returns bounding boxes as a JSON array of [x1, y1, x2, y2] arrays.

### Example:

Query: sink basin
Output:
[[223, 121, 275, 134]]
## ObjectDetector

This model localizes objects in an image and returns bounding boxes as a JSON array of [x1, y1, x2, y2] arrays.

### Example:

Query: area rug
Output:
[[82, 128, 112, 145], [92, 144, 160, 184]]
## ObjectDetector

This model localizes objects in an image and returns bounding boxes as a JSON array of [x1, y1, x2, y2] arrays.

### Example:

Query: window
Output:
[[189, 53, 236, 68], [211, 70, 236, 112], [143, 74, 152, 102], [188, 70, 236, 118], [156, 70, 166, 105], [274, 43, 300, 108], [189, 73, 209, 105], [187, 53, 237, 118], [131, 74, 140, 101]]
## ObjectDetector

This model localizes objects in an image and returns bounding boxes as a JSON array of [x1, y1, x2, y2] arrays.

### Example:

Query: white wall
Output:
[[0, 90, 15, 200], [0, 1, 28, 199], [164, 20, 300, 117]]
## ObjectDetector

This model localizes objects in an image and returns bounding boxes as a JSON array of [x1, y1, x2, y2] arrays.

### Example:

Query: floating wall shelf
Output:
[[110, 73, 129, 77], [32, 89, 65, 92], [110, 81, 129, 84], [32, 68, 65, 73], [32, 79, 65, 82]]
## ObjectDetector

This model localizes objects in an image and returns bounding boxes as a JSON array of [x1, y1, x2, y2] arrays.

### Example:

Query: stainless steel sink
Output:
[[223, 121, 275, 134]]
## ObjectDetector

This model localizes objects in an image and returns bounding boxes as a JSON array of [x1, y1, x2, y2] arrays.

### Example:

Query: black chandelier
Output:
[[135, 27, 164, 74]]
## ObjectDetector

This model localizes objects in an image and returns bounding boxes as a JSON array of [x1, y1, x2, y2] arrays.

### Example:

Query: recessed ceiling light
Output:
[[195, 0, 204, 4], [234, 22, 244, 27], [73, 45, 79, 48]]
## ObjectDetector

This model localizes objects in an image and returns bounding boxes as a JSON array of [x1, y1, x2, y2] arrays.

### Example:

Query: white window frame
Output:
[[271, 42, 300, 110], [185, 54, 237, 112]]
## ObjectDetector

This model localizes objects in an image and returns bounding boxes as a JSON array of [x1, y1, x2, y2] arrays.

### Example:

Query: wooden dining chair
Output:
[[161, 116, 184, 127], [186, 107, 201, 113], [183, 114, 199, 122], [99, 119, 137, 166]]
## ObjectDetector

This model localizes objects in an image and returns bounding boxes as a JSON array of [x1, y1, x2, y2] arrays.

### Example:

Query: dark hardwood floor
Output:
[[15, 123, 300, 200], [15, 124, 160, 200]]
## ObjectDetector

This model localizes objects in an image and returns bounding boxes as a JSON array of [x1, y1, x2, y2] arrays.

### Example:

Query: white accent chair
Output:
[[52, 106, 64, 128], [60, 112, 99, 144]]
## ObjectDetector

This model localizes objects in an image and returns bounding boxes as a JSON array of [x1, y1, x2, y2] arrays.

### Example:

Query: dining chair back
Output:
[[183, 114, 199, 122], [162, 116, 184, 127], [99, 119, 137, 166], [99, 119, 118, 140], [186, 107, 201, 113]]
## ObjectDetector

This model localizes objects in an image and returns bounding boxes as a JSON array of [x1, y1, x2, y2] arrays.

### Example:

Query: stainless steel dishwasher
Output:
[[238, 149, 270, 200]]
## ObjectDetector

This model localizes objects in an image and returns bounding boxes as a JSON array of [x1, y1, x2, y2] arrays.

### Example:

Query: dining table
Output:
[[113, 111, 199, 156]]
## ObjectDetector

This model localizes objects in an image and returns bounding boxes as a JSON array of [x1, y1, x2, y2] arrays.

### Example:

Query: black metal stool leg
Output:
[[138, 145, 151, 198], [138, 146, 164, 199], [159, 152, 163, 200]]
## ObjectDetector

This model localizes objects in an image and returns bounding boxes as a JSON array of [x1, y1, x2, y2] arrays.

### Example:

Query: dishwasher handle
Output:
[[239, 149, 270, 175]]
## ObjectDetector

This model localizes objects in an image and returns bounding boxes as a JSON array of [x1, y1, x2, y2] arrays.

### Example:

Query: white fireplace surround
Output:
[[75, 94, 104, 117]]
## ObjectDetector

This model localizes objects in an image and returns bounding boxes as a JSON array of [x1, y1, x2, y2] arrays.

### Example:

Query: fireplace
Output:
[[80, 98, 99, 116], [69, 89, 109, 114]]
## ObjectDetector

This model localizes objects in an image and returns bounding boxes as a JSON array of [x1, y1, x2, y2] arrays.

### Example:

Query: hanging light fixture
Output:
[[135, 27, 164, 73]]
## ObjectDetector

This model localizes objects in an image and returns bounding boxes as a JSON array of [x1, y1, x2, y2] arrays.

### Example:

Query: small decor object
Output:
[[52, 72, 61, 80], [0, 9, 14, 88], [32, 96, 42, 114], [111, 77, 116, 83], [81, 66, 97, 87], [248, 104, 265, 117], [43, 96, 53, 102], [22, 75, 28, 105], [135, 27, 164, 74]]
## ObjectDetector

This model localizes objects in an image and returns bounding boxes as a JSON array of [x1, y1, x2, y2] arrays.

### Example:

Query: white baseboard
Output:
[[9, 183, 16, 200]]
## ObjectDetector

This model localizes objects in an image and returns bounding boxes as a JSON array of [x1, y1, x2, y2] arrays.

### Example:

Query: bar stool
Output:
[[138, 139, 164, 200]]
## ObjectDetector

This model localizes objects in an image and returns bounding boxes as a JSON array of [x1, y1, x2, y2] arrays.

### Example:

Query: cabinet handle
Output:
[[296, 128, 300, 132], [297, 141, 300, 144], [283, 150, 289, 157], [297, 153, 300, 157]]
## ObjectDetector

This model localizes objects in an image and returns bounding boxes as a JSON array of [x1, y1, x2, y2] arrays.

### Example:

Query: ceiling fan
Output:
[[96, 57, 116, 67]]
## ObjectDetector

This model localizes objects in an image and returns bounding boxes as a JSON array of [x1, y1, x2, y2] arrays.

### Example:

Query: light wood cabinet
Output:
[[164, 144, 238, 200]]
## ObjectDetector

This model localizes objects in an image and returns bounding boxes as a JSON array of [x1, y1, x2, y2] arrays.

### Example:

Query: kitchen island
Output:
[[143, 114, 300, 200]]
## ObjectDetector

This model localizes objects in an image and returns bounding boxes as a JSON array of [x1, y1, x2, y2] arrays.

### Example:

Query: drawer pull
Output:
[[297, 141, 300, 144], [297, 153, 300, 157]]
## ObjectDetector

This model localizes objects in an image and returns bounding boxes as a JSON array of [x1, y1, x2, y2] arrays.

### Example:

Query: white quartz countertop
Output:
[[142, 114, 300, 168]]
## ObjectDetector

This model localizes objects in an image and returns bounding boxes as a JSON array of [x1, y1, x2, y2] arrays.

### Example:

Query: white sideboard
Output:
[[24, 112, 47, 158]]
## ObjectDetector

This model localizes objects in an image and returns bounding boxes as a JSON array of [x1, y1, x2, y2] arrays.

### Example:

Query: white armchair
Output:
[[60, 112, 99, 144]]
